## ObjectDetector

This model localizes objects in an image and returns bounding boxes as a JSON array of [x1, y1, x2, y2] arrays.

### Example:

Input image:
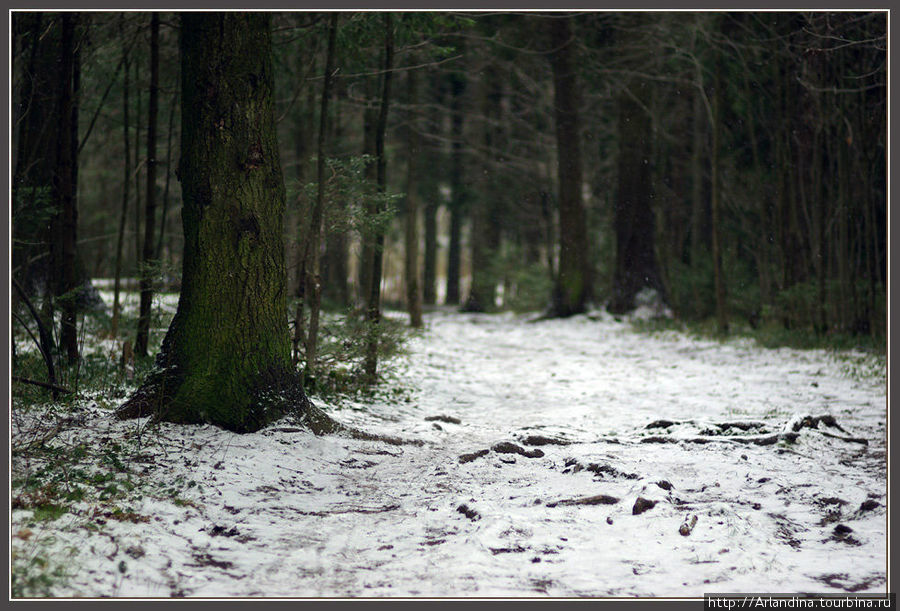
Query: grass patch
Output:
[[630, 316, 886, 385], [631, 316, 886, 354], [11, 547, 70, 598]]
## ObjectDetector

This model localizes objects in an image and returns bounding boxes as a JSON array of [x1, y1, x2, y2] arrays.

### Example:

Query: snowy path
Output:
[[12, 310, 887, 597]]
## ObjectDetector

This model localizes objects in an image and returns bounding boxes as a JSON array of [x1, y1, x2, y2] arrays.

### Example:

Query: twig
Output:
[[12, 277, 59, 398], [12, 376, 73, 395], [11, 421, 63, 455]]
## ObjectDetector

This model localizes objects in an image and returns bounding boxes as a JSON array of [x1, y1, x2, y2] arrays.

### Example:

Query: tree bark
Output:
[[548, 15, 591, 317], [117, 13, 326, 434], [136, 12, 160, 357]]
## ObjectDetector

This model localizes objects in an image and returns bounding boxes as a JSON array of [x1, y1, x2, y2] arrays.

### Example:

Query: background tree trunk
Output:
[[304, 13, 338, 379], [608, 80, 667, 314], [363, 13, 394, 384], [54, 14, 80, 363], [462, 66, 498, 313], [548, 15, 590, 317], [111, 21, 131, 339], [404, 64, 424, 328], [135, 12, 159, 357], [710, 48, 729, 334], [423, 199, 437, 306], [444, 72, 465, 306]]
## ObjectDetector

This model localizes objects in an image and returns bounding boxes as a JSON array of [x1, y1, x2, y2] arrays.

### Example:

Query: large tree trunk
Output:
[[608, 80, 667, 314], [117, 14, 327, 434], [135, 12, 160, 357], [548, 15, 591, 317]]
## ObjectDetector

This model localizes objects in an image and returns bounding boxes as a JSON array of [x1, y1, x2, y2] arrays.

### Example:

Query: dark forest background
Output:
[[11, 12, 887, 396]]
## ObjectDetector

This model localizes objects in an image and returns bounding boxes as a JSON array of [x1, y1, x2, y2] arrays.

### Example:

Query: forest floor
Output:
[[10, 303, 888, 598]]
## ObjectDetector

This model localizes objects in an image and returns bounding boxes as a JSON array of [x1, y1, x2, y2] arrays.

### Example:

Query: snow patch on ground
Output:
[[11, 310, 886, 597]]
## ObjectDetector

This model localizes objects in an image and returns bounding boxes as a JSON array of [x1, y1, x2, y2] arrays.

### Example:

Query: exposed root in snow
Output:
[[635, 414, 868, 446], [545, 494, 619, 508]]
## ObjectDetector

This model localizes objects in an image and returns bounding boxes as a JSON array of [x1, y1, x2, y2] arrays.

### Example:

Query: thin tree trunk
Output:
[[292, 86, 315, 365], [364, 13, 394, 384], [710, 50, 728, 335], [136, 13, 159, 357], [445, 72, 465, 306], [423, 199, 437, 306], [304, 13, 338, 379], [133, 58, 142, 271], [689, 85, 707, 318], [359, 75, 378, 306], [13, 277, 58, 399], [112, 19, 130, 338], [156, 91, 177, 262], [404, 63, 423, 328], [322, 79, 349, 308]]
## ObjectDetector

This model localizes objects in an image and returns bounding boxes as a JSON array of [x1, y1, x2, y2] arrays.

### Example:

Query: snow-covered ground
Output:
[[10, 309, 887, 597]]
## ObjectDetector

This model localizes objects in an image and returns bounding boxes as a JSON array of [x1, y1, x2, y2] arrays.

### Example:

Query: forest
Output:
[[10, 11, 888, 599]]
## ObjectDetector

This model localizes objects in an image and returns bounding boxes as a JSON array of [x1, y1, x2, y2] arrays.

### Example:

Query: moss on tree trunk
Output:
[[117, 14, 333, 434]]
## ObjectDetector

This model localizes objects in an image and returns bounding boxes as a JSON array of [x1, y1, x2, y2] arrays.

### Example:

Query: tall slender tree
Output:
[[444, 71, 466, 306], [404, 61, 424, 327], [111, 17, 131, 338], [304, 12, 338, 378], [363, 13, 395, 384]]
